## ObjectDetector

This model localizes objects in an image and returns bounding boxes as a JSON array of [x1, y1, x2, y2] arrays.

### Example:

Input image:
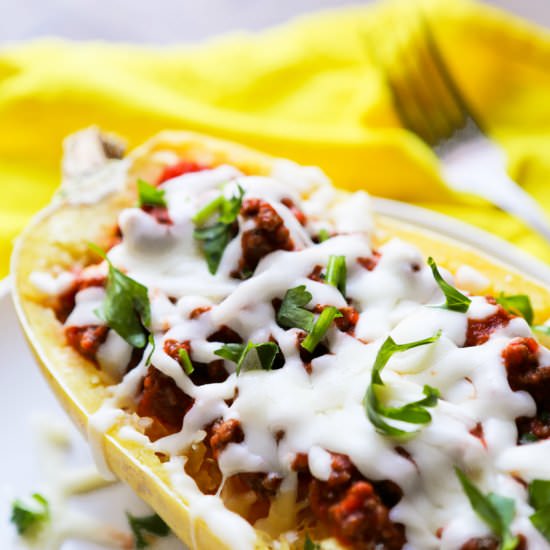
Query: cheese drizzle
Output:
[[34, 159, 550, 549]]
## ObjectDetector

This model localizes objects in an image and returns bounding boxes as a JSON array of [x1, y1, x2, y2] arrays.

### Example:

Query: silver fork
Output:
[[370, 12, 550, 243]]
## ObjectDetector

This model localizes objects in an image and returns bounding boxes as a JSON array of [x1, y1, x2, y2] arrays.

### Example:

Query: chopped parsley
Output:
[[127, 512, 170, 549], [10, 493, 50, 537], [304, 534, 321, 550], [364, 332, 441, 437], [427, 257, 471, 313], [178, 348, 194, 375], [318, 228, 330, 242], [496, 293, 534, 325], [301, 307, 342, 353], [215, 341, 279, 375], [193, 186, 244, 274], [277, 286, 315, 332], [89, 243, 151, 348], [325, 255, 347, 295], [145, 333, 155, 366], [277, 285, 342, 352], [137, 179, 167, 208], [455, 468, 519, 550], [528, 479, 550, 542]]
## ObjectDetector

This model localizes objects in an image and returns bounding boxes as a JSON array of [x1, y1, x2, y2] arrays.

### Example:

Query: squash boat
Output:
[[11, 129, 550, 550]]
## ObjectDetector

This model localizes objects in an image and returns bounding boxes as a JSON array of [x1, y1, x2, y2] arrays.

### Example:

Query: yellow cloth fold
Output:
[[1, 0, 549, 277]]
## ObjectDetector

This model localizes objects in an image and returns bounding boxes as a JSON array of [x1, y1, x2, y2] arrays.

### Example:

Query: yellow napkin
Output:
[[1, 0, 549, 277]]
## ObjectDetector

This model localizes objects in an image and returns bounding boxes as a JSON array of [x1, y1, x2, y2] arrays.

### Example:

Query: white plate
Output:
[[0, 277, 185, 549], [1, 201, 548, 549]]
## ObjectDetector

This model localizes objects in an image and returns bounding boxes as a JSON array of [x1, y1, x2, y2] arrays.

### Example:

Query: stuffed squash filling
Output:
[[30, 155, 550, 550]]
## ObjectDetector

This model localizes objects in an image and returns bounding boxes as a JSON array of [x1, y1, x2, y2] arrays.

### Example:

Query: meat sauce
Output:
[[233, 198, 295, 278], [501, 336, 550, 443], [293, 452, 405, 549], [54, 163, 549, 548]]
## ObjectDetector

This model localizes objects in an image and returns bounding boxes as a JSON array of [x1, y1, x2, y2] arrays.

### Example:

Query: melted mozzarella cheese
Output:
[[39, 158, 549, 549]]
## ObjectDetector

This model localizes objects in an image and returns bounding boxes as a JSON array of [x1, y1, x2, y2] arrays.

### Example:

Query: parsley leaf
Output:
[[318, 228, 330, 242], [427, 257, 471, 313], [364, 332, 441, 437], [496, 293, 534, 325], [193, 186, 244, 274], [304, 534, 321, 550], [10, 493, 50, 537], [528, 479, 550, 541], [145, 333, 155, 366], [194, 223, 232, 275], [178, 348, 194, 375], [301, 306, 343, 353], [277, 285, 315, 332], [89, 244, 151, 349], [277, 286, 342, 352], [215, 341, 279, 375], [127, 512, 170, 549], [325, 255, 347, 295], [455, 468, 519, 550], [137, 179, 167, 208]]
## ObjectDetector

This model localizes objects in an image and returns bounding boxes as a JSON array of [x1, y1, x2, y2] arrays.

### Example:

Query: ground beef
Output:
[[233, 198, 294, 278], [469, 422, 487, 447], [209, 419, 245, 459], [189, 306, 212, 319], [465, 304, 512, 347], [157, 160, 209, 184], [517, 414, 550, 442], [358, 251, 382, 272], [281, 197, 307, 226], [311, 305, 358, 334], [65, 325, 109, 362], [163, 338, 191, 362], [164, 338, 229, 385], [308, 265, 324, 282], [207, 326, 243, 344], [136, 366, 194, 441], [293, 452, 405, 549], [297, 332, 329, 373], [141, 204, 172, 225], [460, 535, 526, 550], [335, 307, 359, 334], [503, 337, 550, 408], [55, 269, 106, 322], [460, 537, 499, 550]]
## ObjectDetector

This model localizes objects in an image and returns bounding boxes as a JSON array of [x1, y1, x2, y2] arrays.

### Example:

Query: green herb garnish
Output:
[[304, 533, 321, 550], [277, 285, 342, 352], [178, 348, 194, 375], [193, 186, 244, 274], [318, 228, 330, 242], [364, 332, 441, 437], [428, 257, 471, 313], [455, 468, 519, 550], [127, 512, 170, 549], [89, 244, 151, 348], [528, 479, 550, 542], [215, 341, 279, 375], [10, 493, 50, 537], [137, 179, 167, 208], [325, 255, 347, 295], [277, 286, 315, 332], [301, 307, 343, 353], [496, 293, 534, 325], [145, 333, 155, 366]]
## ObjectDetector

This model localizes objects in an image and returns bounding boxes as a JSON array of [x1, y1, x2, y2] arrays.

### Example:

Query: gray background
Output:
[[0, 0, 548, 44]]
